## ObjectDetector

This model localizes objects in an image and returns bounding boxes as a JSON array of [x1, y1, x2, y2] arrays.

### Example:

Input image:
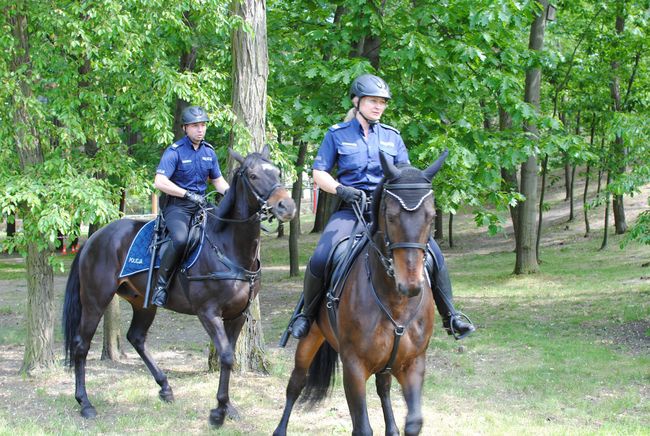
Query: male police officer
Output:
[[151, 106, 229, 307]]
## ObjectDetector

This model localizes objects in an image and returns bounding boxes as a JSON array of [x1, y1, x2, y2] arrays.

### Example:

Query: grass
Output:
[[0, 210, 648, 434]]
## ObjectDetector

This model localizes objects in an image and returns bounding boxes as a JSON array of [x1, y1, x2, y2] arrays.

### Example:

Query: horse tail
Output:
[[62, 244, 84, 367], [300, 341, 339, 405]]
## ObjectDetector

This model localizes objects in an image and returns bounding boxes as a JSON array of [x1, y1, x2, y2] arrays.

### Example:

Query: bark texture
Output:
[[515, 0, 548, 274]]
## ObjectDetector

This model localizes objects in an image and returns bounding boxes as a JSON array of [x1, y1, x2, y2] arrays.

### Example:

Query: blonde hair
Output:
[[343, 107, 357, 122]]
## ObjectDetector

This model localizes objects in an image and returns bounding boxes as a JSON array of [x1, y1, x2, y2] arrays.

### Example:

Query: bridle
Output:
[[355, 181, 433, 278], [207, 160, 283, 224]]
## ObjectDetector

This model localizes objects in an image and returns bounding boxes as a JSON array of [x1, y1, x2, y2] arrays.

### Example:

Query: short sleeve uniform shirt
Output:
[[312, 118, 410, 191], [156, 136, 222, 195]]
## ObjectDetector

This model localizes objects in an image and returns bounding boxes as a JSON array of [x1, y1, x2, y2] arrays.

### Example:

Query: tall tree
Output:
[[514, 0, 549, 275], [609, 1, 628, 235], [230, 0, 269, 373]]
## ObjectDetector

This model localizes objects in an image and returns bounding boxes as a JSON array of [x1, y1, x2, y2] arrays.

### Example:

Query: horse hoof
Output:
[[209, 408, 226, 428], [80, 405, 97, 419], [159, 387, 175, 403], [404, 420, 422, 436]]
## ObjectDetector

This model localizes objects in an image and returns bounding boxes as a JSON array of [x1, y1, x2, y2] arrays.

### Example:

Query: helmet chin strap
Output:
[[356, 98, 380, 125]]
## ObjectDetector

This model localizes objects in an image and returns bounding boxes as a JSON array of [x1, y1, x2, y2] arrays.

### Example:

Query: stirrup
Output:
[[447, 311, 475, 340]]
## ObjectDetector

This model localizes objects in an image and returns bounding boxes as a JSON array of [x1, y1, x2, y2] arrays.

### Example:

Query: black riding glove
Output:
[[184, 191, 206, 207], [335, 185, 363, 205]]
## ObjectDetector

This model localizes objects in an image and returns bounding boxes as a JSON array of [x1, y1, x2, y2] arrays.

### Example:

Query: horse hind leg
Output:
[[273, 331, 325, 436], [375, 372, 399, 436], [127, 307, 174, 402]]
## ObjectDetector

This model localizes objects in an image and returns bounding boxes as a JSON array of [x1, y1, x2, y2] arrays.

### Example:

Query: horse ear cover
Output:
[[423, 149, 449, 182]]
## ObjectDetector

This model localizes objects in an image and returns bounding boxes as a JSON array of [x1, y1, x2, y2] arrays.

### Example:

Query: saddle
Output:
[[157, 211, 205, 271], [323, 232, 369, 308]]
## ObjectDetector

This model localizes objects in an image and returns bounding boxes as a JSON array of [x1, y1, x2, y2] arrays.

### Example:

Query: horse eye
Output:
[[249, 173, 258, 180]]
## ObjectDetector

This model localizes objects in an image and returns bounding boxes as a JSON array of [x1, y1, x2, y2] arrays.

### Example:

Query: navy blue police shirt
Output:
[[156, 136, 222, 195], [312, 118, 410, 191]]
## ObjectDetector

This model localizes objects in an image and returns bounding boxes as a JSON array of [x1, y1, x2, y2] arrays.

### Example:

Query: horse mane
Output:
[[210, 151, 272, 233], [211, 170, 239, 233], [369, 164, 432, 235]]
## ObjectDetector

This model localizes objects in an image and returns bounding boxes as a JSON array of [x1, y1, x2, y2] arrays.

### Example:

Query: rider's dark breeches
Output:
[[163, 198, 198, 251]]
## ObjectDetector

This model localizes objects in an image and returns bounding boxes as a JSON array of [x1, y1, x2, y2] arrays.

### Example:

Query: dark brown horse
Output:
[[63, 146, 295, 426], [274, 152, 448, 436]]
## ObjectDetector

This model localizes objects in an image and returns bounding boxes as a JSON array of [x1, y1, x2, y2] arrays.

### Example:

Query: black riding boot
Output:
[[426, 252, 475, 340], [290, 265, 325, 339], [151, 243, 183, 307]]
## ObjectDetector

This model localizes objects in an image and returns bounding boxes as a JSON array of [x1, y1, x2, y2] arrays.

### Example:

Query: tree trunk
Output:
[[600, 172, 612, 250], [228, 0, 269, 373], [515, 0, 548, 275], [499, 106, 519, 238], [21, 243, 55, 373], [101, 190, 127, 360], [6, 215, 16, 238], [583, 114, 598, 236], [535, 154, 548, 262], [448, 212, 454, 248], [101, 297, 124, 361], [610, 5, 627, 235], [569, 165, 576, 222], [11, 1, 56, 373], [173, 14, 198, 141], [434, 203, 443, 240], [229, 0, 268, 155], [277, 222, 285, 238], [311, 190, 339, 233], [290, 140, 307, 277]]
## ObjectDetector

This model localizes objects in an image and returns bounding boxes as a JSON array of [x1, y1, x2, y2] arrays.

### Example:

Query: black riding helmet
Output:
[[349, 74, 392, 100], [181, 106, 210, 125]]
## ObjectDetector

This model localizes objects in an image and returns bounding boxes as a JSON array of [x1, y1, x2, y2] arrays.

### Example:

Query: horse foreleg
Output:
[[73, 310, 103, 419], [375, 372, 399, 436], [197, 311, 238, 428], [395, 355, 426, 436], [341, 356, 373, 436], [273, 330, 325, 436], [126, 307, 174, 403]]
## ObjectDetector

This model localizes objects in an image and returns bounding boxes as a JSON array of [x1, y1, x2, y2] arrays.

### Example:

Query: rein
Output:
[[339, 180, 433, 374], [182, 161, 280, 320]]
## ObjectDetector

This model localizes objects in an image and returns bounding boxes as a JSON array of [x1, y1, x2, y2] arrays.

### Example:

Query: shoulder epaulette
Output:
[[380, 123, 400, 134], [328, 121, 351, 132], [170, 141, 182, 149], [202, 141, 214, 150]]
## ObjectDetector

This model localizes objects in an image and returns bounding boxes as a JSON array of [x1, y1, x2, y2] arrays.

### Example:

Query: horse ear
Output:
[[260, 144, 270, 159], [380, 152, 401, 180], [423, 149, 449, 181], [229, 148, 245, 164]]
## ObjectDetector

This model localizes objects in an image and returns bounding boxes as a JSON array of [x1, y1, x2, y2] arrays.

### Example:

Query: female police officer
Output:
[[150, 106, 230, 307], [289, 74, 475, 339]]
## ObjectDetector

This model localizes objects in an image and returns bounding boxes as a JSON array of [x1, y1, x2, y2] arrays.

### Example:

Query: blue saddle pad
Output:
[[119, 219, 203, 278]]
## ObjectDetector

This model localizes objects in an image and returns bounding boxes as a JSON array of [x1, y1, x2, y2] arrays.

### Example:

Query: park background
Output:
[[0, 0, 648, 434]]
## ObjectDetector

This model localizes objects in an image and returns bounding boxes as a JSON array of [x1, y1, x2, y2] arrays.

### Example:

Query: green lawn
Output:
[[0, 221, 648, 435]]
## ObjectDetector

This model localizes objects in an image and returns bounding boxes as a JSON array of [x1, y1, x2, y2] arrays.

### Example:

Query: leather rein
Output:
[[182, 163, 282, 320], [348, 181, 433, 374]]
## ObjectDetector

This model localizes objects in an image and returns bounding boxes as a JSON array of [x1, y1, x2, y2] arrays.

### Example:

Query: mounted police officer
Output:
[[151, 106, 230, 307], [289, 74, 475, 339]]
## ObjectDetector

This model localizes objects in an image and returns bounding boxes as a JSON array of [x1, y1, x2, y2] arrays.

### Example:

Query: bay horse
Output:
[[62, 146, 295, 426], [274, 152, 448, 436]]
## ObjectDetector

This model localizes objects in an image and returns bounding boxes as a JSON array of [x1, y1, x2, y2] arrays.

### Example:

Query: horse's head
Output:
[[373, 150, 448, 297], [229, 145, 296, 222]]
